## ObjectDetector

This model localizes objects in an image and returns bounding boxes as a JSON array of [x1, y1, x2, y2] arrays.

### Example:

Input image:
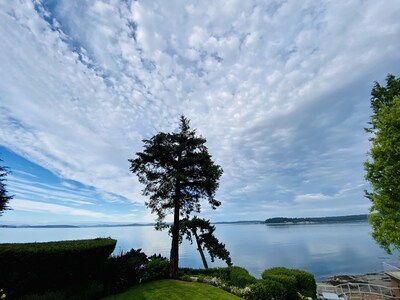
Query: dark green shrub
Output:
[[102, 248, 148, 294], [247, 279, 286, 300], [261, 267, 316, 298], [141, 255, 169, 282], [0, 238, 116, 298], [179, 266, 256, 288], [228, 266, 257, 288], [287, 269, 316, 298], [180, 274, 192, 281], [262, 274, 299, 299]]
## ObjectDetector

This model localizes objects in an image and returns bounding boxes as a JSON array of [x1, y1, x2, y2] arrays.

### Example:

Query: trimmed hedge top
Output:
[[0, 238, 117, 297], [261, 267, 317, 298], [0, 237, 116, 254]]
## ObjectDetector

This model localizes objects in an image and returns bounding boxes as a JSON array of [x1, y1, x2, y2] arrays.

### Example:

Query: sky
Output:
[[0, 0, 399, 225]]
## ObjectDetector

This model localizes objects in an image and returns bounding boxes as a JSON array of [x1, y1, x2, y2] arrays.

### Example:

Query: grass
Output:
[[102, 279, 242, 300]]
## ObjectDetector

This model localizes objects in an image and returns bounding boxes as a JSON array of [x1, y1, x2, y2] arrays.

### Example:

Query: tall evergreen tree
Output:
[[364, 74, 400, 253], [129, 116, 223, 277], [0, 158, 13, 216]]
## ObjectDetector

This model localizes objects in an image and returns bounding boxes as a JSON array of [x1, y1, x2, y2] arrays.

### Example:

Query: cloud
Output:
[[10, 199, 108, 219], [1, 0, 400, 222], [295, 193, 331, 203]]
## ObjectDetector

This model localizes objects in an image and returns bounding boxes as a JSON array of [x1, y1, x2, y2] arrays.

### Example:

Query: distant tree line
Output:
[[265, 214, 368, 224]]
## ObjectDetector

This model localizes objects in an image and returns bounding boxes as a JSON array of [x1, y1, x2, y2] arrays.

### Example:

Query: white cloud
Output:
[[10, 199, 107, 219], [295, 193, 331, 203], [1, 0, 400, 222]]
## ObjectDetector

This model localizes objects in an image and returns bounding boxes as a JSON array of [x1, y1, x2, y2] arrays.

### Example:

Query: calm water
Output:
[[1, 222, 398, 280]]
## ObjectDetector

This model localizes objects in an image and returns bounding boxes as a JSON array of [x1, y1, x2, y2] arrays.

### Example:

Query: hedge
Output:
[[247, 279, 287, 300], [261, 267, 316, 298], [261, 273, 299, 299], [0, 238, 116, 297], [227, 266, 258, 288]]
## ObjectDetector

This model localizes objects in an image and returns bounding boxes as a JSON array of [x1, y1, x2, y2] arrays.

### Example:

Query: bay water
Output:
[[1, 221, 398, 280]]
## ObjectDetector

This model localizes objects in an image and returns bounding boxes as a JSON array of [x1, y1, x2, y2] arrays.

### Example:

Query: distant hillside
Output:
[[0, 225, 79, 228], [265, 214, 368, 225]]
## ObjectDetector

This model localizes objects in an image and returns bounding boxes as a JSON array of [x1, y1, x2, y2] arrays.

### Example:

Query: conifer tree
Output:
[[0, 158, 13, 216], [129, 116, 223, 277]]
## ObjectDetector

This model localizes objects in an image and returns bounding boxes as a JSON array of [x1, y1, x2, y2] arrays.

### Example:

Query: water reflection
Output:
[[1, 222, 398, 280]]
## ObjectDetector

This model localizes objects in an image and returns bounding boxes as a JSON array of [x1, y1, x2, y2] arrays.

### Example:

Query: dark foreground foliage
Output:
[[0, 238, 315, 300], [0, 238, 116, 298]]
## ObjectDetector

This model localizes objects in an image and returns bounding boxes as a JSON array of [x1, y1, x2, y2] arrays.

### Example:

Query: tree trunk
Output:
[[169, 187, 180, 278], [194, 230, 208, 269]]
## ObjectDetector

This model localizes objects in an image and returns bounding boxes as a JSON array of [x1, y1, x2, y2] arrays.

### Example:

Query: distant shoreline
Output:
[[265, 214, 368, 225], [0, 216, 369, 228]]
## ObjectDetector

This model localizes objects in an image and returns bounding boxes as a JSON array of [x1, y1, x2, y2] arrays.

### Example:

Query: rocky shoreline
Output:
[[320, 273, 392, 287]]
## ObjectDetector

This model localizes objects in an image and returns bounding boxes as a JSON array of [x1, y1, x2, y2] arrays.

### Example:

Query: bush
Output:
[[247, 280, 286, 300], [102, 248, 148, 294], [141, 255, 169, 282], [262, 267, 316, 298], [179, 266, 257, 288], [0, 238, 116, 298], [288, 269, 316, 298], [262, 274, 299, 299], [228, 266, 257, 288], [179, 267, 231, 281]]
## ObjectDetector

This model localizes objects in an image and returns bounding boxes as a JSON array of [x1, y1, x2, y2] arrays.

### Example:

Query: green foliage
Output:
[[0, 158, 13, 215], [265, 215, 368, 224], [102, 248, 148, 294], [179, 266, 314, 299], [179, 266, 257, 288], [262, 267, 316, 298], [227, 266, 257, 288], [179, 267, 231, 281], [179, 216, 232, 268], [247, 280, 286, 300], [0, 237, 116, 255], [365, 74, 400, 253], [0, 238, 116, 297], [261, 274, 299, 299], [129, 115, 223, 229], [129, 116, 223, 278], [179, 266, 256, 289], [142, 255, 170, 282]]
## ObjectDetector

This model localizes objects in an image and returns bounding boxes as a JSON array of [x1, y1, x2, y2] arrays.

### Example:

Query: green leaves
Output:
[[179, 216, 232, 267], [365, 74, 400, 254], [129, 116, 223, 227], [129, 115, 223, 277]]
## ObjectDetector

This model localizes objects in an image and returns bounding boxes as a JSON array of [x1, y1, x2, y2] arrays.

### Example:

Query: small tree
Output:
[[179, 216, 232, 269], [0, 158, 13, 216], [129, 116, 223, 277], [364, 74, 400, 253]]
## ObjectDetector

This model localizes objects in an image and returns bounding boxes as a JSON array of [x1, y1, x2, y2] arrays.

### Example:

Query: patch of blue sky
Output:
[[0, 146, 127, 206], [1, 145, 143, 224]]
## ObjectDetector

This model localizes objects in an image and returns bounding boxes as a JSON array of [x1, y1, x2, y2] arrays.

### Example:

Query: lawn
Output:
[[102, 279, 243, 300]]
